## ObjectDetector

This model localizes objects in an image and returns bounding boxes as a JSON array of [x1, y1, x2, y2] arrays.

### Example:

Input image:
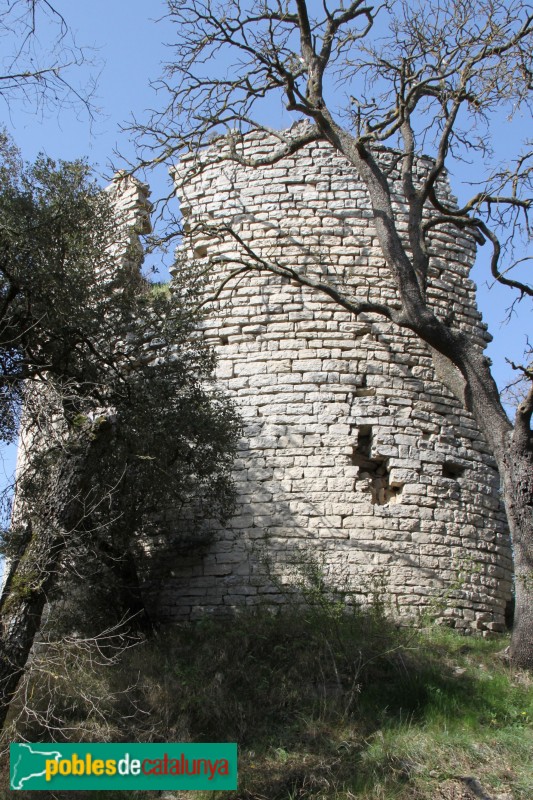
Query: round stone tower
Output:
[[159, 131, 512, 633]]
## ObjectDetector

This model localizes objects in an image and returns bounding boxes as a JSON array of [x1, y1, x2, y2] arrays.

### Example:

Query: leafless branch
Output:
[[0, 0, 98, 118]]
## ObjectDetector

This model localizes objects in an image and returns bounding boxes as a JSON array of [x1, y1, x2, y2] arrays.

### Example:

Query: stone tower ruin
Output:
[[158, 132, 513, 633], [7, 137, 513, 634]]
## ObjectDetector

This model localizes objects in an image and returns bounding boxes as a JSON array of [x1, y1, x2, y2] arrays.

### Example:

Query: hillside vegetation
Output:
[[1, 571, 531, 800]]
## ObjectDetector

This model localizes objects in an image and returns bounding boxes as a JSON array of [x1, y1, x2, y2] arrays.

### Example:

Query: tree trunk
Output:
[[501, 397, 533, 669], [416, 322, 533, 668], [442, 346, 533, 669], [0, 444, 87, 729], [331, 131, 533, 667], [0, 520, 66, 730], [0, 420, 123, 729]]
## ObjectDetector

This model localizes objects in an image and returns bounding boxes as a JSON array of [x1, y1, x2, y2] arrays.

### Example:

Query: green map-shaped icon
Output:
[[11, 743, 63, 789]]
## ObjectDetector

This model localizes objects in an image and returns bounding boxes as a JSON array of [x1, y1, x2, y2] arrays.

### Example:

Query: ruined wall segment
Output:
[[105, 172, 152, 274], [3, 173, 152, 598], [162, 131, 512, 633]]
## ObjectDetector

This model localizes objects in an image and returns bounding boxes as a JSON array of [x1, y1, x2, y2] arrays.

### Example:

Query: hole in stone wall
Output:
[[351, 425, 373, 464], [505, 596, 515, 630], [442, 462, 465, 479], [194, 244, 209, 258], [353, 374, 376, 397], [351, 426, 403, 505], [219, 335, 229, 346]]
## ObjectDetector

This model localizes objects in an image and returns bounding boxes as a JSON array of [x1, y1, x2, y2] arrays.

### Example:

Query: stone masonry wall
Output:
[[105, 172, 152, 270], [158, 132, 513, 633]]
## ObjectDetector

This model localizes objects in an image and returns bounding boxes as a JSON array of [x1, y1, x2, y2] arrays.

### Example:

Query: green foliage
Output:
[[0, 135, 121, 441], [148, 281, 171, 299]]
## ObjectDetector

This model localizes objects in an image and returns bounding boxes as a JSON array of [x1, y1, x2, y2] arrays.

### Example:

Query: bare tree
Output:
[[0, 0, 95, 116], [134, 0, 533, 668]]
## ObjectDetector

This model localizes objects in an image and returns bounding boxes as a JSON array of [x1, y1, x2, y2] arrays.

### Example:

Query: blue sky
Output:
[[1, 0, 531, 489], [5, 1, 170, 165]]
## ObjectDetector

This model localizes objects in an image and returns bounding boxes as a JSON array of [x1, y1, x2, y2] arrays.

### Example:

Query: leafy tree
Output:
[[134, 0, 533, 667], [0, 138, 241, 728]]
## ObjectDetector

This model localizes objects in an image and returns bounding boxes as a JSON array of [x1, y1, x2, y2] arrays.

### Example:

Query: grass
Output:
[[0, 602, 531, 800]]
